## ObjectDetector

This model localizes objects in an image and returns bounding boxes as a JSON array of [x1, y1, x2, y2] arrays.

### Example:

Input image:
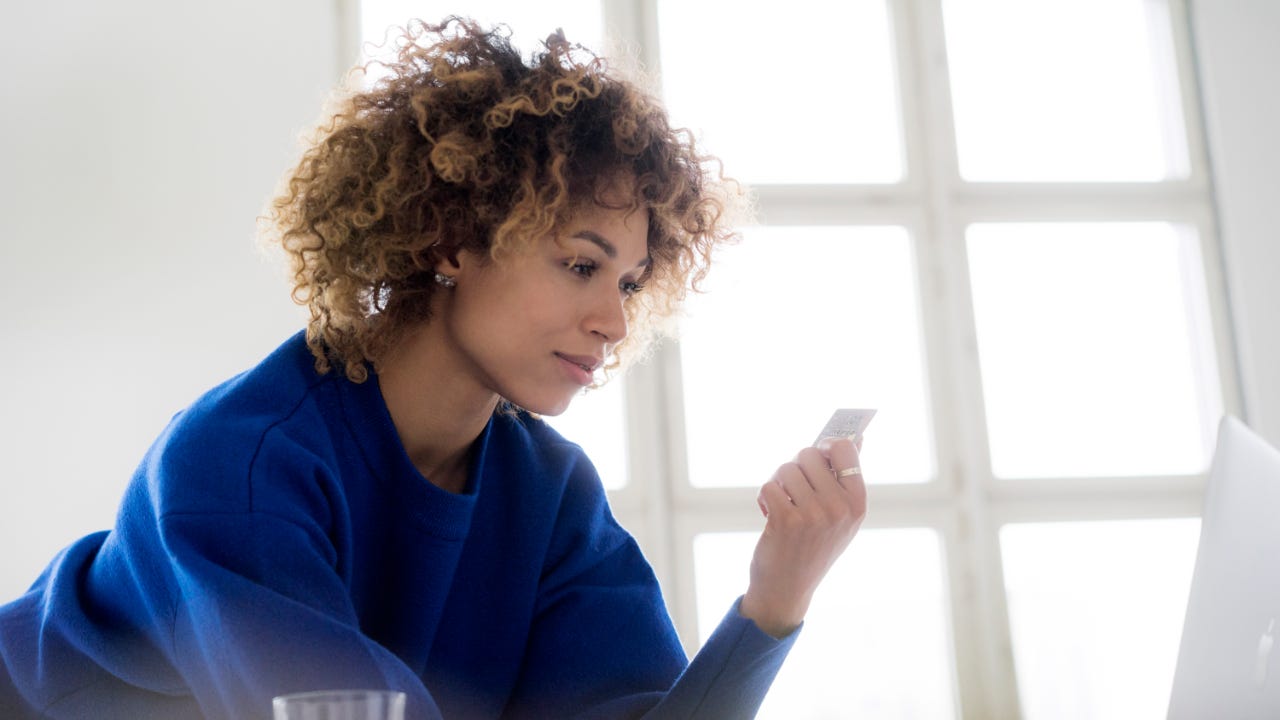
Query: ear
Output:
[[433, 246, 462, 274], [436, 247, 488, 284]]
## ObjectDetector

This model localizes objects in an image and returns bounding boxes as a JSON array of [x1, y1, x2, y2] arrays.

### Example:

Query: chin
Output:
[[504, 390, 579, 417], [531, 399, 574, 417]]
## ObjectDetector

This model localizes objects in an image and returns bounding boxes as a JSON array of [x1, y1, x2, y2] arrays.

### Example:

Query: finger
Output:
[[830, 440, 868, 517], [814, 435, 840, 457], [801, 440, 859, 496], [774, 462, 815, 505], [824, 439, 867, 521], [825, 437, 861, 486], [795, 446, 836, 493], [815, 434, 861, 457], [759, 478, 792, 516]]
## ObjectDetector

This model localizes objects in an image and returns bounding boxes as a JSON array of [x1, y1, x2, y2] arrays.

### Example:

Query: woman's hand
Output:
[[739, 436, 867, 638]]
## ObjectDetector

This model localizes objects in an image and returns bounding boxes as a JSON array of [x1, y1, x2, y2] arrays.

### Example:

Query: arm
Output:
[[499, 442, 831, 720], [0, 441, 452, 720], [159, 510, 446, 720], [144, 408, 456, 720], [501, 533, 799, 720], [648, 436, 866, 716], [642, 597, 799, 719]]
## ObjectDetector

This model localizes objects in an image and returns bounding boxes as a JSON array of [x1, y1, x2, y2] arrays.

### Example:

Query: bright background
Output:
[[2, 1, 1278, 718]]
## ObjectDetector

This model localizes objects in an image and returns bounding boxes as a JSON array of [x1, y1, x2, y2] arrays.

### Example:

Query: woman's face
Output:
[[436, 199, 651, 416]]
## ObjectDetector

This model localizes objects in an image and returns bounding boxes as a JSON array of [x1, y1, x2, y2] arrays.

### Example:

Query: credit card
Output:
[[814, 408, 877, 446]]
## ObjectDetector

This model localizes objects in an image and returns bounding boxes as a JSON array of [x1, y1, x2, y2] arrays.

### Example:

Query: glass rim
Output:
[[272, 689, 406, 704]]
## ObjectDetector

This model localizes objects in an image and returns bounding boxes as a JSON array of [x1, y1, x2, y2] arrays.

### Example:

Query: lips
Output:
[[555, 352, 603, 374], [554, 351, 604, 389]]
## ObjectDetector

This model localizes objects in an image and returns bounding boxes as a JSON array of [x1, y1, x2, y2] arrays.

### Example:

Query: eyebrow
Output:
[[571, 230, 651, 268]]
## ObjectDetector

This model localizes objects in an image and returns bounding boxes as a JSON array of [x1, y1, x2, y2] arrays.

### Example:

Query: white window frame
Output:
[[342, 1, 1246, 715], [598, 1, 1240, 717]]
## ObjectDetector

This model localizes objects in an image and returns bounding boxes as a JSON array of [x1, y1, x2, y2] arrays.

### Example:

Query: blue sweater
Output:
[[0, 333, 795, 719]]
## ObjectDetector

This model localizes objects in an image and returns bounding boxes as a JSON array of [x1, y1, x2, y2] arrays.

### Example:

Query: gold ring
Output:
[[835, 466, 862, 478]]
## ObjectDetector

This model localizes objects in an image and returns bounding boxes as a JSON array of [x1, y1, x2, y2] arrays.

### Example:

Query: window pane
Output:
[[694, 529, 956, 718], [360, 1, 603, 67], [680, 226, 934, 487], [967, 223, 1219, 478], [543, 378, 629, 490], [1001, 519, 1199, 720], [657, 0, 903, 184], [942, 0, 1189, 181]]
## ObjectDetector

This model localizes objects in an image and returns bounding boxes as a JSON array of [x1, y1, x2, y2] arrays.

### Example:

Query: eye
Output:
[[621, 280, 645, 297], [566, 259, 598, 278]]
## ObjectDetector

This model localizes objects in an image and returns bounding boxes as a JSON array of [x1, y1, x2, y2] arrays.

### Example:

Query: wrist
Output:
[[739, 589, 807, 639]]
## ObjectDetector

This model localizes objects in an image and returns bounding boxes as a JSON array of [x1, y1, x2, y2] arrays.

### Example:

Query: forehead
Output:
[[562, 201, 650, 253], [566, 197, 647, 227]]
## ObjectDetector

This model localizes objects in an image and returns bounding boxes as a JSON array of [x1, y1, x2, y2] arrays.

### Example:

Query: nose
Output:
[[587, 285, 629, 347]]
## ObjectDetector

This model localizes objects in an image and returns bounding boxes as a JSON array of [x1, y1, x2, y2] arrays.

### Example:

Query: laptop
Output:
[[1168, 415, 1280, 718]]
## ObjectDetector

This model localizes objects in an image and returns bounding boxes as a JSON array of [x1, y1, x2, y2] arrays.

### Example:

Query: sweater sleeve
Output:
[[651, 597, 800, 719], [140, 404, 455, 720], [501, 446, 798, 719], [0, 427, 454, 720], [157, 510, 445, 720], [506, 550, 796, 720]]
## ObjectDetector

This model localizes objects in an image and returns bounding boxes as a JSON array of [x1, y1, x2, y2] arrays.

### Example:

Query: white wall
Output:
[[1, 1, 1277, 604], [1188, 0, 1280, 447], [0, 2, 341, 598]]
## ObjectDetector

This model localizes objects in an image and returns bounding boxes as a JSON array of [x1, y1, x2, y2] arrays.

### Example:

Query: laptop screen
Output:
[[1168, 416, 1280, 718]]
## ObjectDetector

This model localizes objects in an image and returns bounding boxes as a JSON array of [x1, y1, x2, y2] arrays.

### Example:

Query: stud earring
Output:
[[433, 272, 456, 289]]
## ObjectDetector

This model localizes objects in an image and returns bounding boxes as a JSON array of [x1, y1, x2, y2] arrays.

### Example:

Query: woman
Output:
[[0, 17, 865, 719]]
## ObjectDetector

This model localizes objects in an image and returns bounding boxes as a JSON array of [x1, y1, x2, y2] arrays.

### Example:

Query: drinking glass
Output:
[[272, 689, 406, 720]]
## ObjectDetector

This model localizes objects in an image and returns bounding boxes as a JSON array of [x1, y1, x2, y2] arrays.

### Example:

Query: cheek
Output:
[[456, 268, 574, 340], [461, 287, 558, 343], [515, 302, 569, 337]]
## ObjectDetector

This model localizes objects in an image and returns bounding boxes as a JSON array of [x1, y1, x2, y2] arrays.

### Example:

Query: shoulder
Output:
[[490, 411, 601, 492], [490, 410, 635, 547], [141, 332, 342, 516]]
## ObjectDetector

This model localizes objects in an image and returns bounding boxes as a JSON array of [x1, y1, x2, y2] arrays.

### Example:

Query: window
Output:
[[355, 1, 1234, 716]]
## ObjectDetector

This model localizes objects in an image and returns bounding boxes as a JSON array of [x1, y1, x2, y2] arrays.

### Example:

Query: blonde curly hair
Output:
[[262, 16, 743, 382]]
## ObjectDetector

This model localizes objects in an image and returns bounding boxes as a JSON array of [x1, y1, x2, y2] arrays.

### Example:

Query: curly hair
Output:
[[261, 16, 743, 383]]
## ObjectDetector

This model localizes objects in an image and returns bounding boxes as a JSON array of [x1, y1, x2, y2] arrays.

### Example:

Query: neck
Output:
[[375, 325, 499, 493]]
